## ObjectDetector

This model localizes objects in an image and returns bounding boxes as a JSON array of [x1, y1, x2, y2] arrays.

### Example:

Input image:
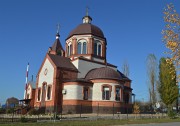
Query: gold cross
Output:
[[57, 23, 60, 33], [86, 6, 89, 16]]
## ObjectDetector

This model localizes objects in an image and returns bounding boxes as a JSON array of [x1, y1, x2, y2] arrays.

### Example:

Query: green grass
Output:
[[0, 118, 180, 126]]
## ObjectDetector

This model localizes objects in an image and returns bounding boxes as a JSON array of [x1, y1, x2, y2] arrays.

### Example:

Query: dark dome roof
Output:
[[85, 67, 122, 80], [67, 23, 105, 39]]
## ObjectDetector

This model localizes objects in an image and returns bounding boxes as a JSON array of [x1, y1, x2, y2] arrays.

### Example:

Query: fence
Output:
[[0, 113, 167, 123], [0, 103, 169, 124]]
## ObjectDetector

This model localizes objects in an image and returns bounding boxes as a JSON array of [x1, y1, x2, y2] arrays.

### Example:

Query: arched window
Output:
[[102, 87, 110, 100], [77, 40, 87, 54], [83, 42, 87, 54], [115, 87, 120, 101], [102, 84, 112, 100], [98, 44, 101, 56], [70, 44, 72, 55], [41, 84, 46, 102], [94, 41, 102, 56], [67, 46, 70, 56], [94, 43, 97, 55], [78, 42, 82, 54], [67, 44, 72, 56], [47, 86, 51, 100], [83, 87, 89, 100], [37, 88, 41, 101]]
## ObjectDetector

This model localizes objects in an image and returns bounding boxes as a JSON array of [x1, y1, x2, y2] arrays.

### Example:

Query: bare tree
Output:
[[146, 54, 158, 106]]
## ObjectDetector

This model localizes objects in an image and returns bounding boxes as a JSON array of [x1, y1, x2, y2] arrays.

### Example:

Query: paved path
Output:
[[117, 122, 180, 126]]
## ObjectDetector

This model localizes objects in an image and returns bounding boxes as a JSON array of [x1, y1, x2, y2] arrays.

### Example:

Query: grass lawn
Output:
[[0, 118, 180, 126]]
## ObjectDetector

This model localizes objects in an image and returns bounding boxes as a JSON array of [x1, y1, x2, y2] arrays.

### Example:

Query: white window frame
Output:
[[94, 41, 102, 56], [68, 44, 72, 56], [37, 88, 41, 102], [77, 39, 87, 54], [46, 84, 52, 101], [103, 87, 110, 100]]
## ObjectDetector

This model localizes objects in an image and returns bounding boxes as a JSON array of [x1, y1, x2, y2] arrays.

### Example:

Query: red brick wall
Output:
[[62, 100, 132, 114], [30, 89, 35, 107], [124, 81, 131, 87]]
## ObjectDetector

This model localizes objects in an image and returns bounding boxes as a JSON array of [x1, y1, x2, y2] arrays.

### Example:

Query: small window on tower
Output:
[[94, 43, 97, 55], [70, 44, 72, 55], [94, 41, 102, 56], [68, 44, 72, 56], [98, 44, 101, 56], [78, 42, 82, 54], [82, 42, 87, 54], [67, 46, 70, 56], [77, 40, 87, 54]]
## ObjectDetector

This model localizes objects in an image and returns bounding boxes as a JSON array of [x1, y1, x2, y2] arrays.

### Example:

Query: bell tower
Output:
[[48, 24, 65, 57], [65, 10, 107, 64]]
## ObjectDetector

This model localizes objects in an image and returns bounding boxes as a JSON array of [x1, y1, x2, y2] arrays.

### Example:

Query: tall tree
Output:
[[162, 3, 180, 82], [158, 57, 178, 115], [146, 54, 158, 106], [122, 60, 129, 77]]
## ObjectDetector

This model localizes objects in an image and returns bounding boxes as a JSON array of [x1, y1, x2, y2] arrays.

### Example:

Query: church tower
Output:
[[65, 10, 107, 64], [48, 25, 65, 56]]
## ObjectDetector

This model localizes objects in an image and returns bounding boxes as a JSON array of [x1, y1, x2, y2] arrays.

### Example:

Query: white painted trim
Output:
[[77, 39, 87, 54]]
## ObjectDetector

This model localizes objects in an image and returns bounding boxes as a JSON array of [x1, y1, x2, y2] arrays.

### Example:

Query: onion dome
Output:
[[85, 67, 123, 80], [67, 9, 105, 39], [67, 24, 104, 39]]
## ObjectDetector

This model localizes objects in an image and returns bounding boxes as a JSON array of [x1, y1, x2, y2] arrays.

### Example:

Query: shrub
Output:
[[20, 116, 28, 123], [168, 110, 176, 119], [28, 108, 39, 115], [6, 108, 14, 114], [0, 108, 6, 114], [133, 103, 140, 114]]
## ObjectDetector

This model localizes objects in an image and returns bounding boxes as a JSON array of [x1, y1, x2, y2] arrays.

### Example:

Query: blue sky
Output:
[[0, 0, 179, 104]]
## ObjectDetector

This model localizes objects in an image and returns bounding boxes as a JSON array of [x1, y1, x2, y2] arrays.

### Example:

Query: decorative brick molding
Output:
[[101, 84, 112, 92], [92, 79, 123, 84]]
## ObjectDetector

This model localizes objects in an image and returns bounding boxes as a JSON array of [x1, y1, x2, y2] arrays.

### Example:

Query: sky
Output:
[[0, 0, 179, 105]]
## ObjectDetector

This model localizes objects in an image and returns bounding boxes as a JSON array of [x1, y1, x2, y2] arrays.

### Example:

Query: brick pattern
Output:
[[62, 100, 132, 114]]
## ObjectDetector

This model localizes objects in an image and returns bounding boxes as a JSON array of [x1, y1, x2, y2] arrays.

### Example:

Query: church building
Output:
[[23, 12, 133, 114]]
